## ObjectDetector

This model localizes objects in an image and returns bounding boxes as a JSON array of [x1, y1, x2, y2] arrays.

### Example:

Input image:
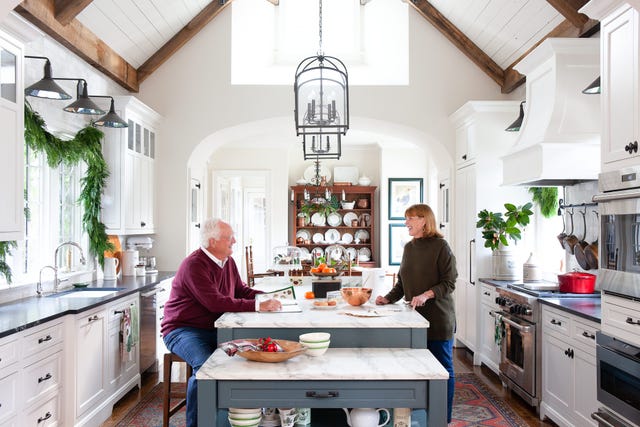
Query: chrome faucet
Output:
[[37, 265, 58, 296], [54, 241, 87, 269]]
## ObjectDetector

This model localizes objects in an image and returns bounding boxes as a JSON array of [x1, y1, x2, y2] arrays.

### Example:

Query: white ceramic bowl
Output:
[[299, 332, 331, 343], [305, 345, 329, 357], [300, 340, 331, 349], [229, 408, 262, 414], [341, 201, 355, 209], [228, 415, 261, 426], [228, 411, 262, 420]]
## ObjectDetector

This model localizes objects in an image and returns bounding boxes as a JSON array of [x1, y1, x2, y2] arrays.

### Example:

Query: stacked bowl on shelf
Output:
[[299, 332, 331, 357], [228, 408, 262, 427]]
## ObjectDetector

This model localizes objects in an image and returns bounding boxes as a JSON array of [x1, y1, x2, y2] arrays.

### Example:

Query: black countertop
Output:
[[0, 271, 175, 339], [479, 278, 601, 323]]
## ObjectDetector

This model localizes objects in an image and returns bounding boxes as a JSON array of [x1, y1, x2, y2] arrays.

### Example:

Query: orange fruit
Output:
[[305, 291, 315, 299]]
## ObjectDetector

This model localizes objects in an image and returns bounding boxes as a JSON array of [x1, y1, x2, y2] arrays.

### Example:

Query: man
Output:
[[161, 218, 281, 427]]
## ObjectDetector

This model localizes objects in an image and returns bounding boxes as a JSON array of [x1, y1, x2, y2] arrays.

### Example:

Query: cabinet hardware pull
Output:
[[462, 154, 467, 160], [38, 335, 52, 344], [469, 239, 475, 285], [626, 317, 640, 325], [141, 221, 146, 227], [37, 412, 52, 423], [114, 310, 125, 314], [564, 348, 574, 358], [195, 223, 201, 228], [625, 141, 639, 154], [591, 411, 617, 427], [439, 183, 445, 188], [38, 373, 52, 383], [88, 315, 99, 322], [582, 331, 595, 340], [439, 223, 445, 229], [550, 319, 562, 326], [305, 391, 339, 398], [483, 291, 490, 296]]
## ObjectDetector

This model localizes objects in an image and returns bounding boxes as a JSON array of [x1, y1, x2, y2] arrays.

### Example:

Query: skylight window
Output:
[[231, 0, 408, 85]]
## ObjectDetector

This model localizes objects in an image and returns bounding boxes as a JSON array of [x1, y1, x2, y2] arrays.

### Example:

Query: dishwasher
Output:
[[140, 286, 162, 373]]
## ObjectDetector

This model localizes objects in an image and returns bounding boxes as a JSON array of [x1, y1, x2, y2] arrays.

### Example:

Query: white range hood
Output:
[[501, 38, 600, 187]]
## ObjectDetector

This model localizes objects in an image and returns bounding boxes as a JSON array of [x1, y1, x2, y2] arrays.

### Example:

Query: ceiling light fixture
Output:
[[505, 101, 526, 132], [294, 0, 349, 160], [24, 56, 72, 100], [91, 96, 128, 128], [64, 80, 105, 115], [582, 76, 601, 94]]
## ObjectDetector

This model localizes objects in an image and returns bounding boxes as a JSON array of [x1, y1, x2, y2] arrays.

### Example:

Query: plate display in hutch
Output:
[[291, 185, 377, 273]]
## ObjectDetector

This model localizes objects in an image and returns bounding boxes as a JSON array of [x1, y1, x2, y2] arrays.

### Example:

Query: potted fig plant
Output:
[[476, 202, 533, 279]]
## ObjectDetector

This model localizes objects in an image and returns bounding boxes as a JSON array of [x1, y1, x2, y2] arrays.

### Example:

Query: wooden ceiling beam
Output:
[[546, 0, 589, 29], [409, 0, 505, 88], [502, 17, 600, 93], [137, 0, 233, 83], [53, 0, 93, 25], [15, 0, 138, 92]]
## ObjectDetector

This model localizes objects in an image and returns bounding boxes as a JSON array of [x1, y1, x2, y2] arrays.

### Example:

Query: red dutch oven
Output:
[[557, 272, 596, 293]]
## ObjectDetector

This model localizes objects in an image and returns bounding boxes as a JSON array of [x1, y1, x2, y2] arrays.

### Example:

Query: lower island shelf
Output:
[[197, 347, 449, 427]]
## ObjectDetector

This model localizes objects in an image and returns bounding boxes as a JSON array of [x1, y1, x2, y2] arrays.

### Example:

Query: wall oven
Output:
[[592, 332, 640, 427], [593, 166, 640, 298]]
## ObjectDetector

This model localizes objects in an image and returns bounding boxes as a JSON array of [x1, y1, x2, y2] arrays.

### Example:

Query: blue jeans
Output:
[[428, 339, 455, 423], [163, 327, 218, 427]]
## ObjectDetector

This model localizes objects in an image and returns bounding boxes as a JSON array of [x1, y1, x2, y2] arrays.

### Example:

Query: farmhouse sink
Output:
[[48, 287, 125, 298]]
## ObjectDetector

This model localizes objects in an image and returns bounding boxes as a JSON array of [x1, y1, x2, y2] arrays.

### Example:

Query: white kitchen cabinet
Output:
[[583, 2, 640, 171], [0, 334, 19, 426], [540, 305, 599, 427], [20, 320, 65, 427], [478, 283, 501, 374], [0, 30, 24, 241], [106, 294, 141, 402], [449, 101, 529, 357], [73, 306, 107, 419], [101, 96, 161, 235], [601, 292, 640, 347]]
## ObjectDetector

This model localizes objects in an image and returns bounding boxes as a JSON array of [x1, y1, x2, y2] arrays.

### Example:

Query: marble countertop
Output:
[[0, 271, 175, 338], [216, 278, 429, 329], [197, 347, 449, 381]]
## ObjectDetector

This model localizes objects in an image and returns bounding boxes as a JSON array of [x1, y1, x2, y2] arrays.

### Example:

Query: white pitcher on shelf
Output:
[[343, 408, 390, 427]]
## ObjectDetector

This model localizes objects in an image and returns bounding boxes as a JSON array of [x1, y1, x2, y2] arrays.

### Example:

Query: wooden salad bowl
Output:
[[236, 339, 306, 363]]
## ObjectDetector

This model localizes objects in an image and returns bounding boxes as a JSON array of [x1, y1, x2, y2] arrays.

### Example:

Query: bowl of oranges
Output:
[[309, 263, 343, 278]]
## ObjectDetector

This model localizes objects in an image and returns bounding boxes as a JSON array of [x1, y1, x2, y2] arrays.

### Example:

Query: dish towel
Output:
[[120, 307, 136, 362], [494, 312, 505, 349]]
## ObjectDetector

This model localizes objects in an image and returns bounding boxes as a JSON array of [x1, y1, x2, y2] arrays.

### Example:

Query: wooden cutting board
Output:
[[104, 235, 122, 273]]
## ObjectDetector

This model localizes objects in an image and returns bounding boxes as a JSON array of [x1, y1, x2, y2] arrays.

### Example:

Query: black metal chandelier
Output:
[[294, 0, 349, 160]]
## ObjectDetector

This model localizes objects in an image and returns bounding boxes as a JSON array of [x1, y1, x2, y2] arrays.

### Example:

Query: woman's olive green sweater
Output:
[[384, 236, 458, 340]]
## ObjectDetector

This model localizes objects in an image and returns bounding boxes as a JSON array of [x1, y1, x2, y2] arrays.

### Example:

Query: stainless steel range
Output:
[[492, 282, 600, 409]]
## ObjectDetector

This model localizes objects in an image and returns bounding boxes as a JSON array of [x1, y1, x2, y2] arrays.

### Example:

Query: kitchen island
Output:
[[197, 277, 449, 426]]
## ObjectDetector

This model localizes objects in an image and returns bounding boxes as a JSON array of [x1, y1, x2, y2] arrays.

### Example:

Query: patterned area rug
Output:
[[116, 383, 186, 427], [117, 373, 528, 427], [452, 373, 529, 426]]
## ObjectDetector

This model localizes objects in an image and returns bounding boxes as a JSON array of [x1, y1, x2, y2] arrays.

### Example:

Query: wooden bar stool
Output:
[[163, 352, 193, 427]]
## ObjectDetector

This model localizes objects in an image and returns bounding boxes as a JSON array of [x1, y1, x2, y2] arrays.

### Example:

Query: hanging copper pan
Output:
[[562, 210, 579, 254], [584, 211, 599, 270], [574, 209, 590, 270], [557, 211, 567, 249]]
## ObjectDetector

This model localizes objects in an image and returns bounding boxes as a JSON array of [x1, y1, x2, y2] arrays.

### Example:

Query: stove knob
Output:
[[510, 305, 517, 314], [495, 296, 500, 305], [523, 307, 532, 316]]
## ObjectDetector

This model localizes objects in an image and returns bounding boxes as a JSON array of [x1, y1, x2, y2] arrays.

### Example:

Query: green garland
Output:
[[529, 187, 559, 218], [24, 102, 113, 267], [0, 241, 17, 283]]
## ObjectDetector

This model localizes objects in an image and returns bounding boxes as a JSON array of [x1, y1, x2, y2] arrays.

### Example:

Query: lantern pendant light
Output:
[[294, 0, 349, 160]]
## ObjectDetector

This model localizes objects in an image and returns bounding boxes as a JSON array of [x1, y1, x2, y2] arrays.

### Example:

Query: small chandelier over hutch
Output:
[[294, 0, 349, 160]]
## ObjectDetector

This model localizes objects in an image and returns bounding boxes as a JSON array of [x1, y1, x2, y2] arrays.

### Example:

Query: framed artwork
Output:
[[389, 223, 411, 265], [388, 178, 423, 220]]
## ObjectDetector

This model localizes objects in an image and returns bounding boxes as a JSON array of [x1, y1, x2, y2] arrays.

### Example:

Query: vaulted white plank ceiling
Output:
[[14, 0, 598, 93]]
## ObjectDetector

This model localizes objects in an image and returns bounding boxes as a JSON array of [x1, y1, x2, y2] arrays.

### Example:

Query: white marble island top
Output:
[[215, 278, 429, 329], [197, 347, 449, 381]]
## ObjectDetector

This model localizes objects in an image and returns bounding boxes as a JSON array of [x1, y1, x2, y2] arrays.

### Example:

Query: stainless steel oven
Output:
[[499, 312, 537, 399], [591, 332, 640, 427], [593, 166, 640, 298]]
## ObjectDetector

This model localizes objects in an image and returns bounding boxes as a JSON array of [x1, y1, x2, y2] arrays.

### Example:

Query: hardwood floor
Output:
[[102, 348, 557, 426]]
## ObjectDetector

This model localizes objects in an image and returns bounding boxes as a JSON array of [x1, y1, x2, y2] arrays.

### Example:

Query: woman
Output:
[[375, 203, 457, 422]]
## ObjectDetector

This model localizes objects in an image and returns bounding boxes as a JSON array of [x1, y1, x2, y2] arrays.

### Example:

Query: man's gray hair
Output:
[[200, 218, 223, 247]]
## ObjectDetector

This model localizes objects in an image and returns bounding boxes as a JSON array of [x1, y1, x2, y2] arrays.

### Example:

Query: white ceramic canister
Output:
[[523, 252, 542, 283], [492, 248, 519, 280], [121, 249, 139, 276], [103, 257, 119, 280]]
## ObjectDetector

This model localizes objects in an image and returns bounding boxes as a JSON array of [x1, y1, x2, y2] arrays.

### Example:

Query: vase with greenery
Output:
[[299, 196, 338, 220], [476, 202, 534, 251]]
